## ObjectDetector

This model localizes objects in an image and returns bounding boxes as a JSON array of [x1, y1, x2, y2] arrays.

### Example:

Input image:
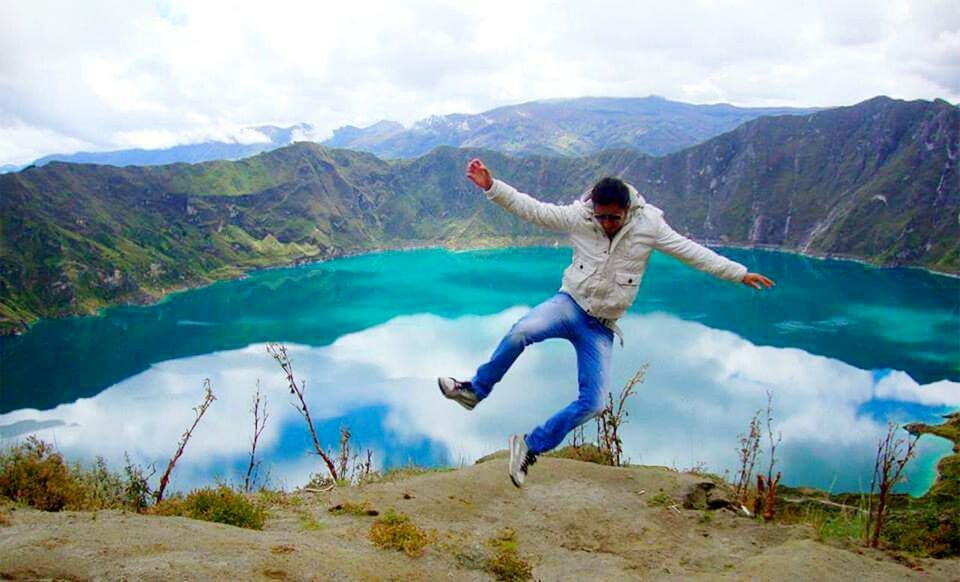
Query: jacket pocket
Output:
[[564, 260, 597, 291], [615, 272, 641, 287]]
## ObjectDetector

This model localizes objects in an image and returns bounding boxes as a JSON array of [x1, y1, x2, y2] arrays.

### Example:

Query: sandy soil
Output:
[[1, 456, 957, 581]]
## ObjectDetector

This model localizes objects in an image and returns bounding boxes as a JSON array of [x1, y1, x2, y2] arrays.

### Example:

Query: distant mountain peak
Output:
[[321, 95, 822, 159], [1, 123, 314, 172]]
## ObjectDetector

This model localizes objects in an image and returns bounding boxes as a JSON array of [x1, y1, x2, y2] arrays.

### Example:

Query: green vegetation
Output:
[[907, 414, 960, 505], [0, 437, 77, 511], [0, 436, 148, 512], [484, 528, 534, 581], [0, 436, 266, 530], [771, 413, 960, 558], [152, 485, 267, 530], [367, 508, 431, 557], [781, 493, 958, 558]]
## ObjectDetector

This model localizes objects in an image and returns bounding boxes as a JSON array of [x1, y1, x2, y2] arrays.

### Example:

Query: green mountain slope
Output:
[[1, 96, 956, 334]]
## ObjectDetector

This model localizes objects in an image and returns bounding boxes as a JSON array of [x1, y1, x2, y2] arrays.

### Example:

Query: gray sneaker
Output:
[[508, 434, 537, 488], [437, 377, 479, 411]]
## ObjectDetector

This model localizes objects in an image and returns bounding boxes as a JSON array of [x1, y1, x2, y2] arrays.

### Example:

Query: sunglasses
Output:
[[593, 213, 625, 223]]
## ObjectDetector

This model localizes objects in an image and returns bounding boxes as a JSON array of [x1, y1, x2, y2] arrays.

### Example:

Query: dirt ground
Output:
[[1, 455, 957, 581]]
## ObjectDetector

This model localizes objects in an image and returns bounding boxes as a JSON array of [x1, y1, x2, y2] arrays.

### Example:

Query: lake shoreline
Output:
[[4, 237, 957, 338]]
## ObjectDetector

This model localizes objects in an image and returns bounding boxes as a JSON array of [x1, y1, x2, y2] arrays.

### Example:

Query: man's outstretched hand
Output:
[[466, 158, 493, 190], [742, 272, 775, 290]]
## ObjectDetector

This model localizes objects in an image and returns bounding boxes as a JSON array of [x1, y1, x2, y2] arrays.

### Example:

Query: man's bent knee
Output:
[[575, 397, 606, 422], [507, 321, 541, 347]]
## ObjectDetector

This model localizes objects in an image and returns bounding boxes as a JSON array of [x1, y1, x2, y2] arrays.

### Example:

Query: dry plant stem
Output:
[[362, 449, 373, 479], [156, 380, 216, 503], [244, 380, 269, 493], [596, 363, 649, 466], [762, 472, 781, 521], [764, 390, 782, 485], [753, 474, 765, 517], [266, 343, 339, 481], [748, 392, 782, 519], [756, 390, 783, 520], [865, 421, 919, 547], [570, 425, 585, 449], [734, 410, 762, 504], [337, 426, 352, 480]]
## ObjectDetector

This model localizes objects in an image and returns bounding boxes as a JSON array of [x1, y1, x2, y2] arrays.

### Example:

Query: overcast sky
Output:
[[1, 0, 958, 165]]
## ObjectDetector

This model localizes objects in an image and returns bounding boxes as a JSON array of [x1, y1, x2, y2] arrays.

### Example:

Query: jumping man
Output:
[[439, 159, 775, 487]]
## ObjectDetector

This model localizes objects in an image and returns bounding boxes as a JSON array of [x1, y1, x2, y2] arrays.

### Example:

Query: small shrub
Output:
[[153, 485, 266, 530], [122, 455, 154, 512], [0, 436, 81, 511], [882, 506, 959, 558], [802, 505, 866, 544], [485, 528, 533, 581], [547, 444, 613, 465], [368, 508, 430, 557], [0, 438, 156, 513], [71, 456, 127, 510]]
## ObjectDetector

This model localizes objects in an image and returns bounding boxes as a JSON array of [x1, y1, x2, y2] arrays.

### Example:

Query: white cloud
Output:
[[0, 0, 957, 165], [875, 373, 960, 406], [2, 308, 954, 494]]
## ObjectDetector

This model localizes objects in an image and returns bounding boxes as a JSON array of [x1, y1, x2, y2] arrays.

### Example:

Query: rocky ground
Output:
[[1, 454, 957, 581]]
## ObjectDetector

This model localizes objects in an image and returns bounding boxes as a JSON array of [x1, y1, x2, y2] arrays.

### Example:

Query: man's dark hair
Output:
[[591, 177, 630, 208]]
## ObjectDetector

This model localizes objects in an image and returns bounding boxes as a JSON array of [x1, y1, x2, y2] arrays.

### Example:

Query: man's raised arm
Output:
[[466, 158, 580, 234], [653, 217, 775, 290]]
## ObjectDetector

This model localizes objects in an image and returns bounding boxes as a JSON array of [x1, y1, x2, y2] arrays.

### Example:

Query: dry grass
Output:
[[328, 500, 379, 517], [485, 528, 533, 581], [368, 508, 432, 557]]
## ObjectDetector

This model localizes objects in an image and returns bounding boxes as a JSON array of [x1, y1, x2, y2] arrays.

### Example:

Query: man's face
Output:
[[593, 202, 628, 237]]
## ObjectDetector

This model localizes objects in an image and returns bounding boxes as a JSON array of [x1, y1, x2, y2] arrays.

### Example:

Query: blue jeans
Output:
[[471, 292, 614, 454]]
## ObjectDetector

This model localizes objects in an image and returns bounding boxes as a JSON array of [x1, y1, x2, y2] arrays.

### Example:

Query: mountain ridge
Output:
[[323, 95, 822, 158]]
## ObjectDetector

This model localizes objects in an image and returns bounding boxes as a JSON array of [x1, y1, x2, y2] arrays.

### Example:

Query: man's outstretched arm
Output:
[[654, 219, 775, 290], [466, 158, 580, 234]]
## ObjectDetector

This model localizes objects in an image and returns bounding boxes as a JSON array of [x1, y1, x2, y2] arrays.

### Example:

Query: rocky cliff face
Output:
[[619, 97, 959, 271], [1, 97, 956, 333]]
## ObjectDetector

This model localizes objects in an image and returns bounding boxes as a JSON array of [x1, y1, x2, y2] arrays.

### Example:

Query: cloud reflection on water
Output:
[[1, 308, 956, 494]]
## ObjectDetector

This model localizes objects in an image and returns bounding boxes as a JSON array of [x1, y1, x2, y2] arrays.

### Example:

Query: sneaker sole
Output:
[[508, 435, 523, 488], [437, 378, 477, 411]]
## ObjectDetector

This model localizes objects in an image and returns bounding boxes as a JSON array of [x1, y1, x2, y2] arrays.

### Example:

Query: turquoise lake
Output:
[[0, 247, 957, 495]]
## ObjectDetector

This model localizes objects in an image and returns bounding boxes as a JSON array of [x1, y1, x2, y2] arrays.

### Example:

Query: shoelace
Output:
[[520, 451, 537, 473]]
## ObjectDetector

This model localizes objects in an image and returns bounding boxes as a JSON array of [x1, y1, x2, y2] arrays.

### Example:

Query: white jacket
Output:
[[484, 178, 747, 327]]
